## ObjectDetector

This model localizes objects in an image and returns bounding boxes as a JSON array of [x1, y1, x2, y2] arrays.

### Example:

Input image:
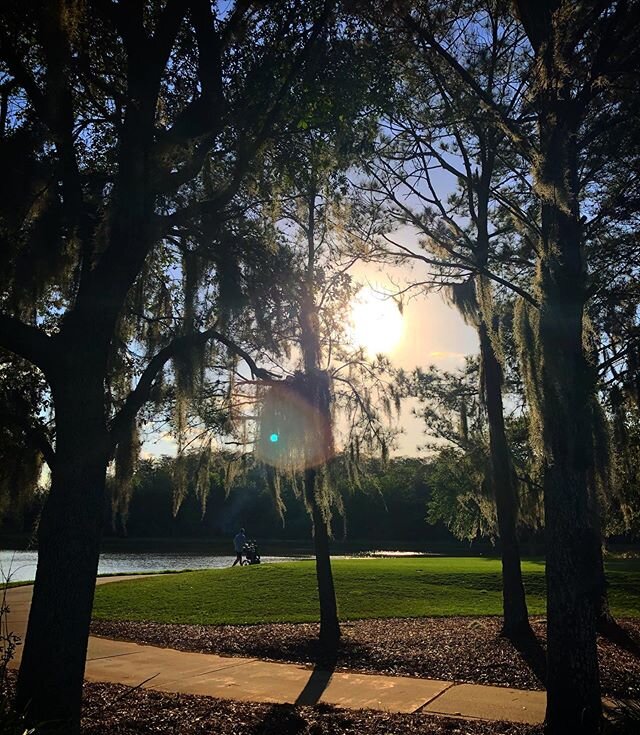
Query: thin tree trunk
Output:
[[301, 370, 341, 646], [298, 188, 340, 648], [594, 541, 613, 630], [16, 354, 108, 733], [465, 135, 531, 640], [307, 468, 340, 649], [590, 490, 615, 633], [478, 323, 531, 639], [587, 407, 614, 630]]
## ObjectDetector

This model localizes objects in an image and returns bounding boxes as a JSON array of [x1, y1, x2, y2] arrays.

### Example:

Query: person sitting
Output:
[[232, 528, 247, 566]]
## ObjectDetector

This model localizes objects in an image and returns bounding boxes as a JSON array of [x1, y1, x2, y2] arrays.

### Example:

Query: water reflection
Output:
[[0, 550, 312, 583]]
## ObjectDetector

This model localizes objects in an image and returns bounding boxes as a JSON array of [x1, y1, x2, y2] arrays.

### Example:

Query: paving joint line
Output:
[[421, 710, 488, 723], [87, 651, 148, 662], [412, 682, 457, 713], [189, 658, 260, 678]]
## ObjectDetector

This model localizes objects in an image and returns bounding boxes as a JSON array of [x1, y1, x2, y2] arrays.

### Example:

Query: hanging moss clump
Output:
[[514, 297, 544, 461], [194, 440, 212, 519], [112, 420, 140, 535], [172, 453, 188, 517], [446, 278, 480, 328]]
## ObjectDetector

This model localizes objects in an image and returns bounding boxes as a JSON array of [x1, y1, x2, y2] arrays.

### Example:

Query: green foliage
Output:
[[106, 453, 456, 546], [0, 0, 360, 531], [244, 25, 399, 549], [408, 359, 544, 542], [406, 359, 494, 544], [0, 356, 48, 526], [407, 358, 485, 452], [427, 448, 495, 542], [605, 392, 640, 538]]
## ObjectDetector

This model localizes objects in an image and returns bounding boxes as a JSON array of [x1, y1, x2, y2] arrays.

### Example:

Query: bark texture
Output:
[[16, 349, 109, 733], [512, 4, 603, 732], [309, 471, 341, 648], [537, 79, 602, 735], [14, 46, 156, 731], [478, 323, 530, 639], [466, 141, 531, 640], [298, 189, 341, 647]]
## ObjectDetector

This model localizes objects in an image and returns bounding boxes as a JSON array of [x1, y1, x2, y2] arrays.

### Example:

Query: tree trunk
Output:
[[298, 187, 340, 650], [307, 468, 340, 649], [509, 5, 604, 729], [594, 541, 613, 630], [478, 323, 531, 639], [541, 354, 602, 735], [302, 370, 340, 649], [16, 352, 108, 734], [537, 161, 602, 735]]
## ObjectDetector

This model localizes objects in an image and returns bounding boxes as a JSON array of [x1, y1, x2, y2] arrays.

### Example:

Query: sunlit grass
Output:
[[92, 557, 640, 625]]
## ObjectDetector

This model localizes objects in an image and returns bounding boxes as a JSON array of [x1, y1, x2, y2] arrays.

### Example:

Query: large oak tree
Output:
[[0, 1, 334, 730]]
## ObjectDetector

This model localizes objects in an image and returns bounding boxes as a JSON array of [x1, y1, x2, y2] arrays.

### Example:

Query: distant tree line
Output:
[[10, 446, 638, 553], [1, 454, 463, 547]]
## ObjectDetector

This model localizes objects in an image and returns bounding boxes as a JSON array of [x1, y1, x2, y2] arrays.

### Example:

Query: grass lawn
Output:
[[92, 556, 640, 625]]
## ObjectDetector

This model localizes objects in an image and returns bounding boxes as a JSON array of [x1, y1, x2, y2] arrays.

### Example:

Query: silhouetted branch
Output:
[[109, 326, 273, 449], [0, 314, 54, 375]]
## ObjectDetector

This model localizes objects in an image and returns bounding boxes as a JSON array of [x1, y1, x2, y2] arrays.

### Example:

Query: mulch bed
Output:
[[81, 681, 543, 735], [91, 616, 640, 699], [2, 672, 542, 735]]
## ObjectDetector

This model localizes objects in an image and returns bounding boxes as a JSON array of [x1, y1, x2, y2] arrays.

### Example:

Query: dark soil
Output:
[[91, 616, 640, 699]]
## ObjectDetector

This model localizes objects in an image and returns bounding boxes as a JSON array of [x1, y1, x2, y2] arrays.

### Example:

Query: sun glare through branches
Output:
[[349, 286, 404, 356]]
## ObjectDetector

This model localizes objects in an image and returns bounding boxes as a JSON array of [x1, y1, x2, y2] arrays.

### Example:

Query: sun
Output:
[[349, 287, 404, 356]]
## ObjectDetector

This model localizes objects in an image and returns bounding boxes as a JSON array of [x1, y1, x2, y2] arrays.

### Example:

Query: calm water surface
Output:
[[0, 549, 313, 583]]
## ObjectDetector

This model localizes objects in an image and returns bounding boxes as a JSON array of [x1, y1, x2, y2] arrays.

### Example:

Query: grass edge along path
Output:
[[92, 557, 640, 625]]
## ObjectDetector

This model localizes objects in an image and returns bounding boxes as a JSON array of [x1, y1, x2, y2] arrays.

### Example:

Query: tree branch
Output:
[[0, 314, 55, 374], [0, 27, 49, 123], [403, 13, 534, 161], [0, 408, 55, 468], [380, 235, 539, 308], [109, 326, 274, 449]]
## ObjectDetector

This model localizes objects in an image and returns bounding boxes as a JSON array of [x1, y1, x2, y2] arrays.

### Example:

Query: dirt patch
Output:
[[91, 616, 640, 699]]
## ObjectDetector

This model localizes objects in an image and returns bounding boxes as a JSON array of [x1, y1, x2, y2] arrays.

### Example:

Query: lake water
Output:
[[0, 549, 313, 583]]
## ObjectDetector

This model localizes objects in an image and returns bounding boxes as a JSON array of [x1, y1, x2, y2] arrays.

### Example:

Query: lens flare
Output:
[[257, 379, 334, 471]]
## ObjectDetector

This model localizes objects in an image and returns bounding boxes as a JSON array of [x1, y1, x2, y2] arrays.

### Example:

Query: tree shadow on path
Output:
[[293, 664, 335, 707], [248, 647, 337, 734], [294, 640, 338, 707]]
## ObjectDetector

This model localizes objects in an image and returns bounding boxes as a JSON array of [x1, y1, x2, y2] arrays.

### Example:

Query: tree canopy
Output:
[[2, 2, 640, 734]]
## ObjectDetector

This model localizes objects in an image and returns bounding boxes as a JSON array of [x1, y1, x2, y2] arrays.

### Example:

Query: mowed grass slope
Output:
[[92, 557, 640, 625]]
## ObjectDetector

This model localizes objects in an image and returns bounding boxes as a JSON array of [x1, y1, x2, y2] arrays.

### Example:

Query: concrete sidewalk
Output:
[[3, 578, 546, 725]]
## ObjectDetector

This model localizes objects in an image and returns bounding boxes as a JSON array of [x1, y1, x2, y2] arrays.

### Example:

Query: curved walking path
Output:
[[4, 577, 546, 725]]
